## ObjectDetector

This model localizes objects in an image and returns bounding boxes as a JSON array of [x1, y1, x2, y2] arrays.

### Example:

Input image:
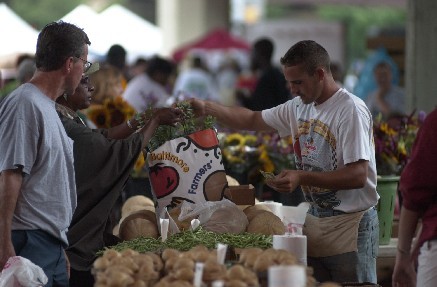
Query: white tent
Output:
[[59, 4, 102, 60], [60, 4, 162, 63], [92, 4, 163, 63], [61, 4, 99, 31], [0, 3, 38, 58]]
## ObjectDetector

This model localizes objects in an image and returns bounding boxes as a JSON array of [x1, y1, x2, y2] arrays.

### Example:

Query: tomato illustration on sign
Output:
[[149, 163, 179, 198], [188, 129, 218, 149]]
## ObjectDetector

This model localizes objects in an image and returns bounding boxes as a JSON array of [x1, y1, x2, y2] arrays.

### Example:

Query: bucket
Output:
[[376, 176, 399, 245]]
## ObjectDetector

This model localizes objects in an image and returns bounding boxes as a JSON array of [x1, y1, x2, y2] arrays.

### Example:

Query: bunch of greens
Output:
[[97, 227, 272, 255], [146, 101, 216, 152]]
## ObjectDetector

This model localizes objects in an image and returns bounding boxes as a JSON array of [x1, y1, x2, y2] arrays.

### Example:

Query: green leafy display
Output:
[[97, 227, 272, 256], [146, 101, 216, 152]]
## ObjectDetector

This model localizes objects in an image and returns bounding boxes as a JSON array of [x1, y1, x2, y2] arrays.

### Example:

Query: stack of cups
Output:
[[272, 234, 307, 266], [268, 265, 306, 287]]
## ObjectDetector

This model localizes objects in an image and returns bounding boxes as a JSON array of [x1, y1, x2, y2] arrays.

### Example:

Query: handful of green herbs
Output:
[[146, 101, 216, 152], [98, 227, 272, 255]]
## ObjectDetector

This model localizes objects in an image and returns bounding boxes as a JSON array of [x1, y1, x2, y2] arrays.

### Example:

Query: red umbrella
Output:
[[172, 28, 251, 62]]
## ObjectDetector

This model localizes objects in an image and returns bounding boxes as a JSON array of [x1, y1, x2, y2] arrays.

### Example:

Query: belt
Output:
[[308, 205, 376, 218]]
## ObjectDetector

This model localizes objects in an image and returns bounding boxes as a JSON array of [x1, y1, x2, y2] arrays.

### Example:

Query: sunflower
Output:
[[131, 151, 147, 178], [87, 96, 136, 129], [87, 105, 110, 128], [224, 133, 245, 146]]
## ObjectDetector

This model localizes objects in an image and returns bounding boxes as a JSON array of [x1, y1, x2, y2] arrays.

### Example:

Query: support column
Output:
[[406, 0, 437, 113], [157, 0, 229, 57]]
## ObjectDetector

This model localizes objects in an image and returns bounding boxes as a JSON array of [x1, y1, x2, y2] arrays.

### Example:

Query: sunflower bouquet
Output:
[[86, 96, 136, 128], [86, 96, 145, 176], [220, 132, 260, 174], [218, 130, 295, 176], [373, 111, 426, 175]]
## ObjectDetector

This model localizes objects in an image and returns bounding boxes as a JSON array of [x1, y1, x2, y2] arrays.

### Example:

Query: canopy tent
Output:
[[0, 3, 38, 60], [59, 4, 102, 60], [92, 4, 162, 63], [60, 4, 162, 63], [61, 4, 99, 34], [172, 28, 251, 63]]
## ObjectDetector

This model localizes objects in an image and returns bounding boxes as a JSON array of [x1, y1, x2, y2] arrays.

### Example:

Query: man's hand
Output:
[[0, 241, 16, 271], [265, 170, 301, 193], [392, 252, 416, 287], [64, 249, 70, 278], [0, 169, 22, 270], [186, 98, 207, 118], [153, 107, 183, 126]]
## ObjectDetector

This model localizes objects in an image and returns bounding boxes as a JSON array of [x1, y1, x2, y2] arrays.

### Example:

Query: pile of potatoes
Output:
[[93, 245, 317, 287], [242, 204, 285, 236], [114, 196, 159, 241], [115, 195, 286, 239]]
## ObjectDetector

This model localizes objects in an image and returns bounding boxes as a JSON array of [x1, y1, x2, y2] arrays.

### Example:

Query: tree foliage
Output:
[[9, 0, 83, 29], [317, 5, 406, 66], [8, 0, 127, 30]]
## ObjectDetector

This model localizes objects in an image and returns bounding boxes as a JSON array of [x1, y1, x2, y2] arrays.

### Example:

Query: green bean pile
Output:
[[97, 227, 272, 256]]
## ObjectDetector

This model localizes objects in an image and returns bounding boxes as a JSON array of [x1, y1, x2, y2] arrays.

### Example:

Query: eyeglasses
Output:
[[75, 56, 92, 73]]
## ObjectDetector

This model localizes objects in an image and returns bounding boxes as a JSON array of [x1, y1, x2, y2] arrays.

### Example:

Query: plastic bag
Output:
[[179, 199, 248, 234], [0, 256, 48, 287], [179, 198, 235, 223]]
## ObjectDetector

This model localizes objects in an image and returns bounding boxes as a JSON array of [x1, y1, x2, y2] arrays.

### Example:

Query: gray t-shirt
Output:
[[0, 83, 76, 245], [366, 85, 406, 118]]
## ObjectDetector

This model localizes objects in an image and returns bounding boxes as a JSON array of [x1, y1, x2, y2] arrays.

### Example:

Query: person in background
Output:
[[188, 40, 378, 284], [366, 61, 406, 119], [237, 37, 291, 110], [127, 57, 148, 81], [0, 54, 36, 101], [16, 57, 36, 85], [215, 57, 242, 106], [105, 44, 128, 87], [56, 74, 182, 287], [173, 55, 220, 102], [89, 64, 124, 106], [0, 21, 91, 286], [330, 62, 344, 87], [122, 55, 175, 112], [392, 109, 437, 287]]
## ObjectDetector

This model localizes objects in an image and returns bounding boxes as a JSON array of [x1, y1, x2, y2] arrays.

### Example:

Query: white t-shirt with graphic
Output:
[[122, 73, 171, 112], [262, 88, 378, 213]]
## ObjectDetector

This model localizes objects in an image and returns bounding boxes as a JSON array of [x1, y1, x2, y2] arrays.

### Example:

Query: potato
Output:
[[246, 211, 285, 235], [161, 248, 181, 262], [122, 195, 155, 215], [173, 267, 194, 281], [226, 264, 246, 280], [119, 209, 158, 240], [243, 205, 272, 221]]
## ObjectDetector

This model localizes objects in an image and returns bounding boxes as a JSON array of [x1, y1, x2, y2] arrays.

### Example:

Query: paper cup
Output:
[[273, 234, 307, 265], [268, 265, 306, 287]]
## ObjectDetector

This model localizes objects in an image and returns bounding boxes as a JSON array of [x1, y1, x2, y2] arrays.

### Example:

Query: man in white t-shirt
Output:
[[122, 56, 175, 112], [188, 40, 378, 284], [173, 55, 220, 102]]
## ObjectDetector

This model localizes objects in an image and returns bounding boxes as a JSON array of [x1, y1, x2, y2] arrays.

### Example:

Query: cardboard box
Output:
[[224, 184, 255, 206]]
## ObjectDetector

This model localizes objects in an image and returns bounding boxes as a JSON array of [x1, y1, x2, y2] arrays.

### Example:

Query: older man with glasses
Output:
[[0, 21, 91, 287]]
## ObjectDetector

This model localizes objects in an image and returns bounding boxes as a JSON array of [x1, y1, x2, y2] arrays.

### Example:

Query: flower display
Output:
[[373, 111, 426, 175], [85, 96, 145, 175], [87, 96, 136, 129], [218, 130, 295, 177]]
